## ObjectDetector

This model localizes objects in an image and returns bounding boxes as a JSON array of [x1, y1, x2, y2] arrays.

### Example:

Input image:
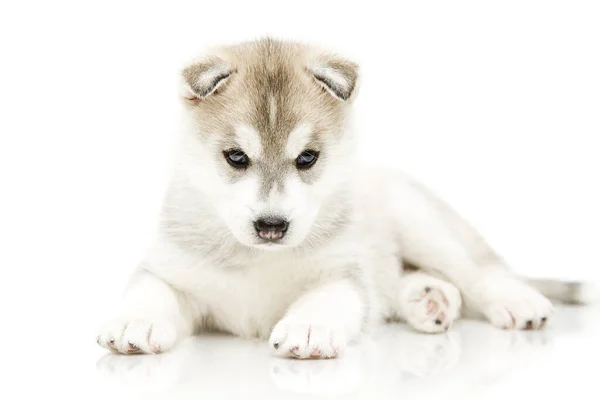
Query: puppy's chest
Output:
[[191, 255, 329, 338]]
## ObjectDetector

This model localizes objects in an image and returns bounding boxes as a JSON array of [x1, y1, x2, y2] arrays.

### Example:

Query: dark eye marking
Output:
[[295, 150, 319, 170], [224, 149, 249, 169]]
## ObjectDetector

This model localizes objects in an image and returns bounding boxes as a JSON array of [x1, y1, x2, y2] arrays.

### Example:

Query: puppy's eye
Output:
[[224, 149, 249, 169], [296, 150, 319, 170]]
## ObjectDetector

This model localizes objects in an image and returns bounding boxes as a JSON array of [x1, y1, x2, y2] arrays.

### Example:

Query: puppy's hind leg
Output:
[[395, 271, 462, 333], [388, 174, 554, 330]]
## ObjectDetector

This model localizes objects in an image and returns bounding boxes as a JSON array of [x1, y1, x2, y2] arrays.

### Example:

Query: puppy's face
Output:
[[179, 39, 359, 250]]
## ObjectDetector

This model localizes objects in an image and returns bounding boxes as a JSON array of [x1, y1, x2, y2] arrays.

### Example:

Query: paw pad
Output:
[[406, 281, 461, 334], [126, 342, 140, 354], [427, 299, 439, 314]]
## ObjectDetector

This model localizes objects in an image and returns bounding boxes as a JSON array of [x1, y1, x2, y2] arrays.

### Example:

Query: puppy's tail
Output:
[[525, 278, 600, 304]]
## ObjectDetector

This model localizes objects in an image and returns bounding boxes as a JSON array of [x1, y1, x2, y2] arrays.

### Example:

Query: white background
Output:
[[0, 1, 598, 398]]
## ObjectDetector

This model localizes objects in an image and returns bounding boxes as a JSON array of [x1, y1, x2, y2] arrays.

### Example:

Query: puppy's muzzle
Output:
[[254, 217, 288, 242]]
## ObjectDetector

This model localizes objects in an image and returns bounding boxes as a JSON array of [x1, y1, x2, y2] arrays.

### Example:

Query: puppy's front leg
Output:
[[97, 269, 195, 354], [97, 263, 196, 354], [269, 279, 365, 359]]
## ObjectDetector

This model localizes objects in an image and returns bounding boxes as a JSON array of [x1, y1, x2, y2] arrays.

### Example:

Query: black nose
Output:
[[254, 217, 288, 241]]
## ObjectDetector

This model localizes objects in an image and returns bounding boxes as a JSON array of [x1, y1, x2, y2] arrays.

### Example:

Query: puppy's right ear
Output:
[[180, 57, 234, 101]]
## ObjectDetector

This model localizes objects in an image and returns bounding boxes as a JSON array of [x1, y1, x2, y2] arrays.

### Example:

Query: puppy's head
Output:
[[179, 38, 359, 250]]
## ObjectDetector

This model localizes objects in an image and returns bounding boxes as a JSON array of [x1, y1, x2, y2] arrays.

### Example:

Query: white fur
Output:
[[97, 158, 579, 357], [97, 50, 597, 359], [269, 95, 277, 127], [179, 63, 231, 100], [234, 124, 262, 159], [311, 66, 352, 99], [196, 65, 230, 97], [285, 123, 312, 158], [269, 279, 361, 358]]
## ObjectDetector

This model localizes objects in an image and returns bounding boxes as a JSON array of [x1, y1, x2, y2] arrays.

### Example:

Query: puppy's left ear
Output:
[[308, 55, 359, 101], [180, 56, 234, 101]]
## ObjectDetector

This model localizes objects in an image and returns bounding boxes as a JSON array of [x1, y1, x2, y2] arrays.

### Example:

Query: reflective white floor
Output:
[[83, 305, 600, 400]]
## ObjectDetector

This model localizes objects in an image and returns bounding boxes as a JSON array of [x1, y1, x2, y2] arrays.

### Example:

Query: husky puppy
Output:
[[97, 38, 596, 359]]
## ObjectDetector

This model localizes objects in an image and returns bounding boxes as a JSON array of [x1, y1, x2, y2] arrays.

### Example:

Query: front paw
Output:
[[96, 316, 178, 354], [478, 278, 554, 330], [269, 318, 346, 359]]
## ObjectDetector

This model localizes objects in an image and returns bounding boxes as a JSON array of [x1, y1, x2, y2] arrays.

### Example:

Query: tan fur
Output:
[[181, 38, 355, 148], [179, 38, 359, 190]]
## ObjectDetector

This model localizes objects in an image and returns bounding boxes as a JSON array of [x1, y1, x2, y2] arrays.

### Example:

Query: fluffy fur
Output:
[[97, 38, 597, 358]]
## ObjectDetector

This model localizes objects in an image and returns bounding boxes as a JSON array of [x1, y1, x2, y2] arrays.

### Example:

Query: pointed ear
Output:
[[180, 57, 234, 100], [309, 55, 359, 101]]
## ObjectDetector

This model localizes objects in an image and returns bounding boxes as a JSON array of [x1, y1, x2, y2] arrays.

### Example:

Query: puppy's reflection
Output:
[[269, 326, 463, 394], [96, 321, 556, 396], [269, 354, 365, 394], [96, 346, 186, 390], [96, 327, 463, 394], [97, 333, 271, 393]]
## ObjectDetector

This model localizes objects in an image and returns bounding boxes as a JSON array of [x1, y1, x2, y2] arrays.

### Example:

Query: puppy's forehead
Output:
[[235, 121, 312, 161], [242, 59, 307, 157], [200, 39, 346, 155]]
